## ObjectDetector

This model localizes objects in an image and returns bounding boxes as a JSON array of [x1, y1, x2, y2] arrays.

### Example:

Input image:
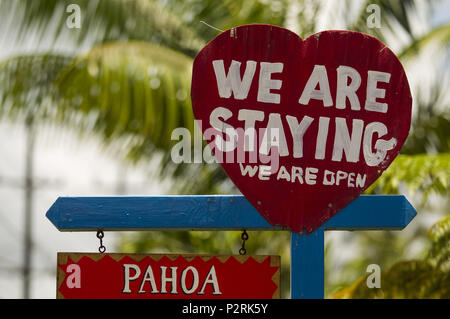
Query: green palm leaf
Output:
[[398, 23, 450, 60], [0, 0, 204, 56], [0, 41, 196, 164], [332, 215, 450, 299], [366, 153, 450, 200], [53, 41, 195, 157], [0, 54, 73, 119]]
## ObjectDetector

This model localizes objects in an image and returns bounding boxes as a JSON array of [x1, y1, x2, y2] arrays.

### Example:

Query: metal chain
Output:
[[239, 230, 248, 255], [96, 230, 106, 253]]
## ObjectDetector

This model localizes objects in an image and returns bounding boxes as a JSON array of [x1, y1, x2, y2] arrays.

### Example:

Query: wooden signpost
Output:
[[46, 24, 416, 299], [47, 195, 416, 299]]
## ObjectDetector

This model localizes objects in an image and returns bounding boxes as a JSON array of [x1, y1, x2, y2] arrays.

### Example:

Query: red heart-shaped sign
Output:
[[191, 25, 412, 233]]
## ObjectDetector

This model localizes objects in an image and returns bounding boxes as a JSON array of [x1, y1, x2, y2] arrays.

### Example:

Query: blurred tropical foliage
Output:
[[0, 0, 448, 298], [332, 214, 450, 298]]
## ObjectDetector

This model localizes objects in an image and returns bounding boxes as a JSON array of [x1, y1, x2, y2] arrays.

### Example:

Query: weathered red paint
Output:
[[57, 253, 280, 299], [191, 24, 412, 233]]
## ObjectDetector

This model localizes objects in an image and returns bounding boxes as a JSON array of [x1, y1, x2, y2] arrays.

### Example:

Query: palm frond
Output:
[[0, 54, 74, 120], [428, 215, 450, 270], [159, 0, 290, 42], [332, 215, 450, 299], [348, 0, 418, 40], [366, 153, 450, 200], [52, 41, 195, 157], [0, 0, 204, 56], [0, 41, 196, 169], [397, 23, 450, 60]]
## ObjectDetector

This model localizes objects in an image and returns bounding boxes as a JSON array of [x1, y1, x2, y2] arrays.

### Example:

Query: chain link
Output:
[[239, 230, 248, 255], [96, 230, 106, 253]]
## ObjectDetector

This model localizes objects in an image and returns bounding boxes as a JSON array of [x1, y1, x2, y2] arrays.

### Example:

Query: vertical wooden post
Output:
[[290, 227, 324, 299]]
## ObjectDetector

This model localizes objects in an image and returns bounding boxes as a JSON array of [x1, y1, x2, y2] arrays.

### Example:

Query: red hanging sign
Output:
[[190, 24, 412, 233], [57, 253, 280, 299]]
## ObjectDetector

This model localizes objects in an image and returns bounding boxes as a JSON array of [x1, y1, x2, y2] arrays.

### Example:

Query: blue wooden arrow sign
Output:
[[46, 194, 416, 299]]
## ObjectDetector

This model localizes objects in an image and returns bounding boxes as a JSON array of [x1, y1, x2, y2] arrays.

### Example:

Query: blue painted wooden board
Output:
[[46, 195, 416, 231], [291, 229, 325, 299]]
